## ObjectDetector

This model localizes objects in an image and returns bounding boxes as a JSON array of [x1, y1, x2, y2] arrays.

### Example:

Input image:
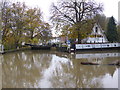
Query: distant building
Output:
[[50, 37, 60, 43], [82, 23, 108, 43], [59, 35, 68, 43], [50, 35, 68, 44]]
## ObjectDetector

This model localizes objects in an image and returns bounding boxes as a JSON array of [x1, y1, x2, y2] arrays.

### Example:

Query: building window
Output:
[[95, 27, 98, 33]]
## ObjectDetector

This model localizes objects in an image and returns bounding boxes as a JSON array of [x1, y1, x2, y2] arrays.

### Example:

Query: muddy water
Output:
[[1, 50, 120, 88], [0, 54, 2, 89]]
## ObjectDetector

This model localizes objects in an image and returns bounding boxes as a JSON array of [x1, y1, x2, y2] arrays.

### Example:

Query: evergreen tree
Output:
[[106, 16, 118, 42], [117, 23, 120, 42]]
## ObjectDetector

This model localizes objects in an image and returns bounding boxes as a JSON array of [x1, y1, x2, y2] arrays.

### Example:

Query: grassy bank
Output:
[[2, 46, 31, 54]]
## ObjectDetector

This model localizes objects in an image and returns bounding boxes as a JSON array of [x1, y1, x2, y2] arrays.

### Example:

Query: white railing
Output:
[[76, 43, 120, 49]]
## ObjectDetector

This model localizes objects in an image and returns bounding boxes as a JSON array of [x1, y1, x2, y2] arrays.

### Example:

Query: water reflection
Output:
[[75, 52, 119, 59], [0, 54, 3, 89], [2, 50, 120, 88], [37, 55, 70, 88]]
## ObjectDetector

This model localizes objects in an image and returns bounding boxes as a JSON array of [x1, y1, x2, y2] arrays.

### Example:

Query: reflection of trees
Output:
[[2, 50, 52, 88], [50, 58, 117, 88], [48, 51, 119, 88], [2, 50, 119, 88], [70, 59, 117, 88], [0, 55, 3, 89]]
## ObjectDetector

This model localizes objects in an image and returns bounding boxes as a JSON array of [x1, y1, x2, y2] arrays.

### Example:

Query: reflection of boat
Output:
[[81, 60, 120, 66], [76, 52, 120, 59]]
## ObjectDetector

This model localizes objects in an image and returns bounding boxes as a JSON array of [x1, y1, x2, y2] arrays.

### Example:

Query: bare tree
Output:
[[1, 0, 11, 43], [0, 1, 2, 44], [50, 0, 103, 43]]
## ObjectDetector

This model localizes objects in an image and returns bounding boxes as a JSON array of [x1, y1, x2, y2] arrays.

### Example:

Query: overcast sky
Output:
[[12, 0, 119, 22]]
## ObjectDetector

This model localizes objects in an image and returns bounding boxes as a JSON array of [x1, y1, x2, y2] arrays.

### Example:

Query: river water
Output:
[[1, 50, 120, 88]]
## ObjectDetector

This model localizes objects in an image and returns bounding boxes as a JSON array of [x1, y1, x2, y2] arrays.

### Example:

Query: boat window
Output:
[[88, 45, 90, 47]]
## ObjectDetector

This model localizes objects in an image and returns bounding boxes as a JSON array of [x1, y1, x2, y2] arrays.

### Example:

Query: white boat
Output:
[[75, 43, 120, 50]]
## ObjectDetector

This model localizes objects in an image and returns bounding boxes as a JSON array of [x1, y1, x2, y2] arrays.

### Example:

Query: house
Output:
[[59, 35, 68, 43], [50, 37, 60, 43], [82, 23, 108, 43], [51, 35, 68, 44]]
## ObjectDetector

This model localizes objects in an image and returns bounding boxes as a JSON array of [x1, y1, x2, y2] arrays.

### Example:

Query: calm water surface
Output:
[[1, 50, 120, 88]]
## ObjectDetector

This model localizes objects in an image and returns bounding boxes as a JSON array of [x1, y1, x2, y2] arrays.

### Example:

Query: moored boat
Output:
[[75, 43, 120, 51]]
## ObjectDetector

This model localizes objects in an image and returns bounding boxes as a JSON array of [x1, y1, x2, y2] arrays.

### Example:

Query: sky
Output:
[[12, 0, 119, 22]]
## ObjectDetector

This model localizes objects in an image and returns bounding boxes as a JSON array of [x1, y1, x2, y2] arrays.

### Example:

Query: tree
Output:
[[50, 0, 103, 43], [1, 0, 11, 44], [8, 2, 27, 48], [0, 1, 2, 44], [39, 23, 52, 44], [1, 1, 51, 49], [106, 16, 118, 42], [94, 14, 108, 30], [24, 8, 52, 44], [61, 19, 95, 40], [117, 23, 120, 42], [23, 7, 43, 44]]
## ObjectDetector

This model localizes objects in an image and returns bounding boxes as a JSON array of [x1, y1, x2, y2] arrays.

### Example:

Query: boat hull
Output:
[[76, 47, 120, 51], [31, 45, 51, 50]]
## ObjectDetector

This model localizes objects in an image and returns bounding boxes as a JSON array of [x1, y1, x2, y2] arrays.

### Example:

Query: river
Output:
[[1, 50, 120, 88]]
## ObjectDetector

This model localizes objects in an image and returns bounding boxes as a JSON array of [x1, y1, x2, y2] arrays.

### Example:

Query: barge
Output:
[[31, 45, 51, 50], [75, 43, 120, 50], [67, 43, 120, 52]]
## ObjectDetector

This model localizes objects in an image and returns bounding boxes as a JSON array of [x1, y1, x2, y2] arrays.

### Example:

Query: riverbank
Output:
[[1, 47, 31, 54]]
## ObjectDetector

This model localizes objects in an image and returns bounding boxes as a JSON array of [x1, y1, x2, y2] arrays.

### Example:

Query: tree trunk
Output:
[[78, 32, 81, 44], [15, 40, 19, 49], [77, 28, 81, 44]]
